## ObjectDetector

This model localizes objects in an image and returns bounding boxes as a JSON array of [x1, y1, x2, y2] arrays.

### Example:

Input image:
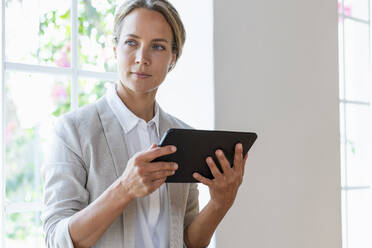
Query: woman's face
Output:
[[114, 8, 176, 94]]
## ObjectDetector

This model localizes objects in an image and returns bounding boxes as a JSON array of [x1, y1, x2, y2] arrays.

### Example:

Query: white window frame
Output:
[[0, 0, 118, 203], [339, 0, 371, 247], [1, 0, 6, 247]]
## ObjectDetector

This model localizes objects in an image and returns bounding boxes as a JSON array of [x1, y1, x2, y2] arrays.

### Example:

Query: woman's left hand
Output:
[[193, 143, 248, 211]]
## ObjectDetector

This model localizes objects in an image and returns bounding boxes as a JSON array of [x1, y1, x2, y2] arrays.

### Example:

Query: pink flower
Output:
[[51, 84, 68, 103], [344, 5, 352, 17], [55, 51, 71, 68], [338, 2, 353, 23], [6, 121, 17, 145], [338, 2, 342, 14]]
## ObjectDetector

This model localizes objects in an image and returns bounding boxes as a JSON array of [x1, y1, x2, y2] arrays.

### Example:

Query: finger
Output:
[[242, 152, 249, 176], [205, 156, 223, 179], [243, 152, 249, 163], [193, 172, 213, 187], [144, 161, 178, 173], [215, 150, 233, 177], [140, 145, 177, 162], [148, 170, 176, 181], [233, 143, 244, 173], [149, 178, 166, 192], [149, 143, 157, 150]]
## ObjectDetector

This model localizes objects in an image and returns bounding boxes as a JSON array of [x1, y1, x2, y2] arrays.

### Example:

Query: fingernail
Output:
[[171, 146, 177, 152], [239, 143, 243, 149], [173, 163, 178, 169], [216, 150, 222, 155]]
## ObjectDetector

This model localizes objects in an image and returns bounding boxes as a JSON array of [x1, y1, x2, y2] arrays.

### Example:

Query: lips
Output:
[[131, 72, 152, 79]]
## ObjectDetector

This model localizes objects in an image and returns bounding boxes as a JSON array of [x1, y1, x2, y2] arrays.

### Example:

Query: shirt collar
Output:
[[107, 83, 160, 136]]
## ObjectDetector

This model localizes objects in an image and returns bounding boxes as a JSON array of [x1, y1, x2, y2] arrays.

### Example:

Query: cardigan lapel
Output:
[[168, 183, 187, 248], [96, 96, 136, 248], [95, 96, 130, 177]]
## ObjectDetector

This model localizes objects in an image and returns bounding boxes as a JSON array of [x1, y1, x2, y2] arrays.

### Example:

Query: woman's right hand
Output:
[[119, 144, 178, 199]]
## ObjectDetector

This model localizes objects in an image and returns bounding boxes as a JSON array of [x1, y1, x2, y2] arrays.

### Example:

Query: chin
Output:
[[120, 77, 161, 94], [129, 84, 159, 94]]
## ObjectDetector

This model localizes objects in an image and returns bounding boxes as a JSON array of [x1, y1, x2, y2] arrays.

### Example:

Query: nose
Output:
[[135, 47, 151, 66]]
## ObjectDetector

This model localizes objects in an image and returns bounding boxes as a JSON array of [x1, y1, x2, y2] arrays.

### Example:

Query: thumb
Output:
[[148, 143, 157, 150]]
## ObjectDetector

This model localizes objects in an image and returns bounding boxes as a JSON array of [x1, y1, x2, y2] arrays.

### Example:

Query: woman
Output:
[[42, 0, 248, 247]]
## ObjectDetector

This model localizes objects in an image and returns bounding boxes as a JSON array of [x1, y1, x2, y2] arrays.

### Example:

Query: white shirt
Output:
[[106, 83, 169, 248]]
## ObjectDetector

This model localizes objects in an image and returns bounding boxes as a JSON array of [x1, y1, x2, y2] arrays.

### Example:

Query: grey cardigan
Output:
[[42, 95, 199, 248]]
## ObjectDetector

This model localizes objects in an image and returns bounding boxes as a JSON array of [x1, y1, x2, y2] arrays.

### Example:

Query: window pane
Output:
[[347, 189, 372, 248], [340, 103, 346, 187], [345, 104, 371, 186], [78, 0, 116, 72], [5, 0, 71, 67], [343, 0, 369, 21], [344, 20, 370, 102], [341, 190, 348, 248], [78, 78, 110, 106], [5, 211, 45, 248], [338, 19, 344, 100], [5, 72, 71, 203]]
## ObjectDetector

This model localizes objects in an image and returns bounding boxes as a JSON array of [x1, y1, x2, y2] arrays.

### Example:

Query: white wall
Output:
[[213, 1, 342, 248], [157, 0, 214, 130]]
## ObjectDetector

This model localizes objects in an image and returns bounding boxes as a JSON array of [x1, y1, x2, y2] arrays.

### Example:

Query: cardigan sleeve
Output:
[[41, 115, 89, 248]]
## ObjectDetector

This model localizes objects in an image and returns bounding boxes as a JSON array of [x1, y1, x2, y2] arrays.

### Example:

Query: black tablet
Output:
[[152, 128, 258, 183]]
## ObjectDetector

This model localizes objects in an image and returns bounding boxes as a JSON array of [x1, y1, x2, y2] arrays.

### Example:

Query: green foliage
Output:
[[6, 212, 44, 243], [79, 80, 108, 106]]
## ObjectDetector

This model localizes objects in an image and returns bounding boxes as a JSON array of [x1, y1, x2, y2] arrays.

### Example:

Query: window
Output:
[[338, 0, 372, 247], [0, 0, 214, 247]]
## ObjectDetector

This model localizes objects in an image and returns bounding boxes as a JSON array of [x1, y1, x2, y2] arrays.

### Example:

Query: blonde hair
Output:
[[113, 0, 186, 71]]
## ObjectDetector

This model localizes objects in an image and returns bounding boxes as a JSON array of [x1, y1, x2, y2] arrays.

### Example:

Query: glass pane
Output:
[[347, 189, 372, 248], [341, 190, 348, 248], [6, 0, 71, 67], [345, 104, 371, 186], [5, 72, 71, 203], [78, 78, 111, 106], [343, 0, 369, 21], [338, 19, 344, 100], [344, 19, 370, 102], [340, 103, 346, 187], [78, 0, 117, 72], [5, 211, 45, 248]]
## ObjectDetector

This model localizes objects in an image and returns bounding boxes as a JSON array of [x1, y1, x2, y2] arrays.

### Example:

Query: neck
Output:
[[116, 82, 157, 122]]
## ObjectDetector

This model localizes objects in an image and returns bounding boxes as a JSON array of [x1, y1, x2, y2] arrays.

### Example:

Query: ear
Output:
[[171, 53, 176, 65], [168, 53, 177, 71], [113, 45, 117, 59]]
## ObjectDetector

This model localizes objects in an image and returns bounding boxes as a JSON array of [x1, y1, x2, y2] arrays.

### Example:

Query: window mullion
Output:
[[5, 201, 42, 214], [5, 62, 73, 75], [79, 70, 118, 81], [71, 0, 79, 110], [342, 15, 369, 25]]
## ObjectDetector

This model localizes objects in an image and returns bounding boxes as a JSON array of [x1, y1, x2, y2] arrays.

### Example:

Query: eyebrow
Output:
[[126, 34, 169, 43]]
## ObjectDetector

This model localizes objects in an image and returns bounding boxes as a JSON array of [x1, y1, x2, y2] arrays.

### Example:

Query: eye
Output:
[[152, 44, 166, 51], [124, 40, 137, 47]]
